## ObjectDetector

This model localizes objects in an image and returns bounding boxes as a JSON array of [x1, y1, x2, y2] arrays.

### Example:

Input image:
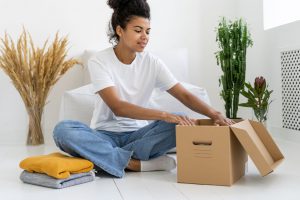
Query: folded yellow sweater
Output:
[[19, 152, 94, 179]]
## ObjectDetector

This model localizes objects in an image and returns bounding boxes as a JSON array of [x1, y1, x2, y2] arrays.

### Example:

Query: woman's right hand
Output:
[[161, 112, 196, 125]]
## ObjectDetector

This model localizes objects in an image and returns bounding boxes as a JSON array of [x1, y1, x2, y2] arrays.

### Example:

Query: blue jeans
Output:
[[53, 120, 176, 178]]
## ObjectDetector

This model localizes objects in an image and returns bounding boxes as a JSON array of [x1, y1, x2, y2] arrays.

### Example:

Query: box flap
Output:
[[230, 120, 284, 176]]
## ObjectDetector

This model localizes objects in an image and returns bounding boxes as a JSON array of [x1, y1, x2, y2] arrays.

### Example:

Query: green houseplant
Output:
[[216, 17, 253, 119], [239, 76, 273, 125], [0, 29, 79, 145]]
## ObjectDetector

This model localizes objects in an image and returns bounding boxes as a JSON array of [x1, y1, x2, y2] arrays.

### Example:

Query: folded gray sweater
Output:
[[20, 170, 95, 189]]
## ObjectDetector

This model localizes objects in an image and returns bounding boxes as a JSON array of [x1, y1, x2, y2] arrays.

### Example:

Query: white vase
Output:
[[252, 110, 268, 128]]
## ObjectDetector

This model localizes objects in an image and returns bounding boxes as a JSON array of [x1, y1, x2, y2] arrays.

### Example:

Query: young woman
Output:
[[53, 0, 233, 178]]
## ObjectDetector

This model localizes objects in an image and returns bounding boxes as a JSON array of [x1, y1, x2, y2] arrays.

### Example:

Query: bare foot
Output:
[[126, 159, 141, 171]]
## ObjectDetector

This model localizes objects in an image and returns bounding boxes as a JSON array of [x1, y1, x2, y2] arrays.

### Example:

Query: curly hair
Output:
[[107, 0, 150, 44]]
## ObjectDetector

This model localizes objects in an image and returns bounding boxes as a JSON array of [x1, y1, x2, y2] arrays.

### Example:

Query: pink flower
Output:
[[254, 76, 266, 95]]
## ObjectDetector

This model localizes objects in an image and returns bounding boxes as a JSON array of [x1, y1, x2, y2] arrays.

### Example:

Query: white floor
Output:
[[1, 137, 299, 200]]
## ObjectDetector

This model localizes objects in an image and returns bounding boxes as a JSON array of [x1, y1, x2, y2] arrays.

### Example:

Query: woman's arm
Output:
[[167, 83, 233, 125], [98, 86, 194, 125]]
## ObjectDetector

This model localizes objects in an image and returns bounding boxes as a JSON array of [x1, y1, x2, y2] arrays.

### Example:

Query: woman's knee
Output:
[[53, 120, 85, 141], [157, 111, 187, 132], [156, 120, 176, 132]]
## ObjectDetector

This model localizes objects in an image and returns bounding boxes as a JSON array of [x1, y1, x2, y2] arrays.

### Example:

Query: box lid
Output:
[[230, 120, 284, 176]]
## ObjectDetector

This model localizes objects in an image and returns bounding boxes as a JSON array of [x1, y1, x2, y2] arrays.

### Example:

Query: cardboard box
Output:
[[176, 119, 284, 186]]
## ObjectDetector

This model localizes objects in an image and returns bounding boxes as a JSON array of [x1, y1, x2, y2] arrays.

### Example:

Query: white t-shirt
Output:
[[88, 47, 178, 132]]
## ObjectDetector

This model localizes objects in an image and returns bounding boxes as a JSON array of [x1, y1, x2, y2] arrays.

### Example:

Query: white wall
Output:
[[0, 0, 250, 144], [238, 0, 300, 133], [264, 20, 300, 130]]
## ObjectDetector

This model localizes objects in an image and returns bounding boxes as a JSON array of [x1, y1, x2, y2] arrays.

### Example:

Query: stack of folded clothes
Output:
[[19, 152, 95, 189]]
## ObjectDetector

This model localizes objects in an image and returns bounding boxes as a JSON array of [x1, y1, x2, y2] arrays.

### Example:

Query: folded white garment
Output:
[[20, 170, 95, 189]]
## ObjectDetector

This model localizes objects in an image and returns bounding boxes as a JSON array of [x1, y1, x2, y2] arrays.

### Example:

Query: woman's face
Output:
[[117, 16, 151, 52]]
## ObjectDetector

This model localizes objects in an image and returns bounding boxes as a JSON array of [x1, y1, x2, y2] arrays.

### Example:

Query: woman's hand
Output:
[[162, 112, 196, 125], [211, 111, 234, 126]]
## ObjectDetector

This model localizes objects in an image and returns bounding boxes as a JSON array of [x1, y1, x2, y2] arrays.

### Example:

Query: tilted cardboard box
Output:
[[176, 119, 284, 186]]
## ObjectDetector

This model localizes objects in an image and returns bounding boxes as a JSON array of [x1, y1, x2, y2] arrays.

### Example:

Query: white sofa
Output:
[[59, 48, 211, 130]]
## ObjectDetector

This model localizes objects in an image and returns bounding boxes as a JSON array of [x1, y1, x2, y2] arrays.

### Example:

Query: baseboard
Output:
[[269, 125, 300, 143]]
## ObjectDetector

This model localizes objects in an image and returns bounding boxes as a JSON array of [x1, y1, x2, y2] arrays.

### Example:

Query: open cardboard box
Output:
[[176, 119, 284, 186]]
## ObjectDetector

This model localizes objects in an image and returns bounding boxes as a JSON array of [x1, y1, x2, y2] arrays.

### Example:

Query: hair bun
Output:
[[107, 0, 131, 10]]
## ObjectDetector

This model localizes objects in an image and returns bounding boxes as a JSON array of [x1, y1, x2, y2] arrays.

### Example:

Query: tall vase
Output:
[[252, 110, 268, 128], [26, 106, 44, 145]]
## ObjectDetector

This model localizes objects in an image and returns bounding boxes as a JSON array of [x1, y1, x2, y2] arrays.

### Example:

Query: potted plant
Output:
[[215, 17, 253, 119], [0, 29, 79, 145], [239, 76, 273, 126]]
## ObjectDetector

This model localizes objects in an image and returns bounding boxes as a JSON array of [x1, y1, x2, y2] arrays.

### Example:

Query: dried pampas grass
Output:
[[0, 29, 79, 145]]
